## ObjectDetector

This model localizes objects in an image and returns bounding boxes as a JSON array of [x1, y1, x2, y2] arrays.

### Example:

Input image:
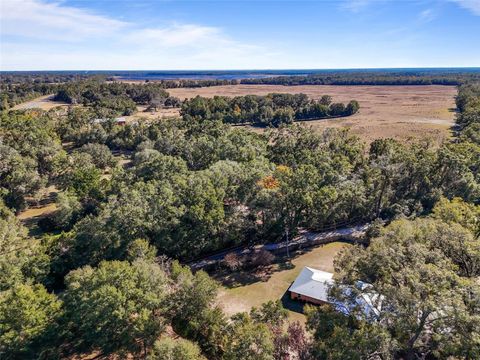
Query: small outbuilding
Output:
[[115, 117, 127, 125], [288, 267, 334, 305]]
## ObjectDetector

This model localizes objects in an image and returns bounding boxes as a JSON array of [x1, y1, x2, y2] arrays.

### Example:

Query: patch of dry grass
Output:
[[17, 185, 59, 236], [123, 105, 180, 123], [12, 94, 69, 111]]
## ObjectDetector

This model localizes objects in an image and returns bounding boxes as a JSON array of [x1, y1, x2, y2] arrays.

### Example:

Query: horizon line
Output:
[[2, 66, 480, 73]]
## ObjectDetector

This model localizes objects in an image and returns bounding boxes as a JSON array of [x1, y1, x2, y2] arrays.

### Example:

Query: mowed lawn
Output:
[[215, 242, 351, 322]]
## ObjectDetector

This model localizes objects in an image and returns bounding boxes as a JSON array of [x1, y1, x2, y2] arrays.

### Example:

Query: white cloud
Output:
[[418, 9, 436, 22], [341, 0, 374, 12], [0, 0, 127, 41], [0, 39, 279, 70], [124, 24, 223, 47], [450, 0, 480, 15], [0, 0, 279, 70]]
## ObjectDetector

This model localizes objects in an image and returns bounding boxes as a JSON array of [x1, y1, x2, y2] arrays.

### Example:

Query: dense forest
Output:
[[181, 94, 359, 126], [0, 73, 479, 359]]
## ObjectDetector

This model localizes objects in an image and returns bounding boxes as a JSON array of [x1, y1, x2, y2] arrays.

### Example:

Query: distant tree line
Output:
[[240, 70, 480, 86], [145, 78, 240, 88], [0, 72, 91, 84], [181, 94, 359, 126]]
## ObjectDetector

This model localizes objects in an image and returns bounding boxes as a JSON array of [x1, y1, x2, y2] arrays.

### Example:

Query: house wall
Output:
[[290, 291, 328, 305]]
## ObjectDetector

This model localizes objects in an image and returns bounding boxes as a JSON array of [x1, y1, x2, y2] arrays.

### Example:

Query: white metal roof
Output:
[[288, 267, 334, 302]]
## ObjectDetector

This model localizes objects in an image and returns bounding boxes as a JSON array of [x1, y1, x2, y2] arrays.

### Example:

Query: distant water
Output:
[[113, 70, 317, 80], [2, 68, 480, 81], [109, 68, 480, 81]]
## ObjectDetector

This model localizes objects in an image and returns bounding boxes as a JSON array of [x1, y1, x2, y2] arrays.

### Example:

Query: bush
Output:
[[251, 249, 275, 267], [75, 143, 117, 169], [126, 239, 157, 262], [50, 191, 83, 230], [148, 337, 206, 360], [223, 252, 243, 271]]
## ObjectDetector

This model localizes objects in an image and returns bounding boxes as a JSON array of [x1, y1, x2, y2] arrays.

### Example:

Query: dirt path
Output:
[[12, 94, 69, 111]]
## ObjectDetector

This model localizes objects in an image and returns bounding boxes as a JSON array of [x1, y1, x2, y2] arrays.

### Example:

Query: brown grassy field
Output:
[[169, 84, 457, 144], [123, 105, 180, 122]]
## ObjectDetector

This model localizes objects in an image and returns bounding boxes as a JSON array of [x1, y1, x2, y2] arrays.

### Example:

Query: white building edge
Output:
[[289, 266, 382, 318]]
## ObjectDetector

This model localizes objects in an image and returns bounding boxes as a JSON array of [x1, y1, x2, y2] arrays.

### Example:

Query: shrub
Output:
[[148, 337, 206, 360], [223, 252, 243, 271], [251, 249, 275, 267]]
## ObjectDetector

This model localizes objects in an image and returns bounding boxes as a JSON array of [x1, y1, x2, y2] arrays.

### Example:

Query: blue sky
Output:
[[1, 0, 479, 70]]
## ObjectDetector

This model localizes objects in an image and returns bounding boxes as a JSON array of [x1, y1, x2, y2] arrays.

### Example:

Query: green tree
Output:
[[132, 149, 188, 182], [250, 300, 288, 329], [0, 144, 44, 210], [126, 238, 157, 262], [432, 196, 480, 238], [345, 100, 360, 115], [305, 305, 392, 360], [0, 202, 49, 291], [148, 337, 206, 360], [169, 261, 227, 358], [63, 260, 168, 356], [0, 284, 62, 359], [326, 218, 480, 359], [224, 314, 274, 360], [75, 143, 117, 169], [50, 191, 82, 230], [319, 95, 333, 106], [328, 103, 346, 116], [271, 107, 294, 127], [59, 152, 103, 201]]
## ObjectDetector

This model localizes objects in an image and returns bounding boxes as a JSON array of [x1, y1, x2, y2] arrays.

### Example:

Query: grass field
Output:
[[215, 242, 351, 322], [123, 105, 180, 122], [12, 94, 69, 111], [169, 84, 457, 144]]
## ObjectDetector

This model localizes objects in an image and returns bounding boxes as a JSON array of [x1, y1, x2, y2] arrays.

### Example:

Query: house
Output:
[[289, 266, 382, 319], [115, 117, 126, 125], [288, 267, 334, 305], [92, 117, 127, 126]]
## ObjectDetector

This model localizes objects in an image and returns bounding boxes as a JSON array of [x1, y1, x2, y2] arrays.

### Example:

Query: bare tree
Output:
[[223, 252, 243, 271]]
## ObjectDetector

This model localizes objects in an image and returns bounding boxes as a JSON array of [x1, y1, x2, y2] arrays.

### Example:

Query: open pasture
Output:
[[169, 84, 457, 143], [12, 94, 69, 111]]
